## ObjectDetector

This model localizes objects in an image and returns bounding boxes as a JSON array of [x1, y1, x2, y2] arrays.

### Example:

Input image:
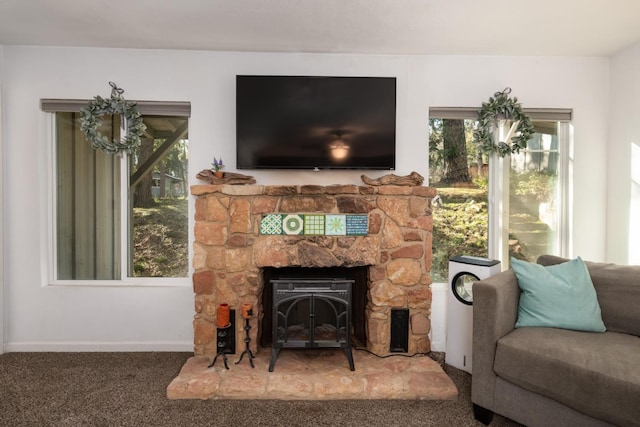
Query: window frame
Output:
[[42, 99, 191, 287], [428, 107, 573, 269]]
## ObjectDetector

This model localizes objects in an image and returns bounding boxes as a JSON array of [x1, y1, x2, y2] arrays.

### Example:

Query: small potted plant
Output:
[[211, 157, 225, 179]]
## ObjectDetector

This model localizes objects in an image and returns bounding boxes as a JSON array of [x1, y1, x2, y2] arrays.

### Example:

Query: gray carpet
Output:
[[0, 352, 520, 426]]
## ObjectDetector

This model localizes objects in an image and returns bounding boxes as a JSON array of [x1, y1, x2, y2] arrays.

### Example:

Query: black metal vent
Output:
[[390, 308, 409, 353]]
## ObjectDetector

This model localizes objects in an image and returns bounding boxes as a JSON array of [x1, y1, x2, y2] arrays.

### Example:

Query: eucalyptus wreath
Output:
[[79, 82, 146, 155], [472, 88, 535, 157]]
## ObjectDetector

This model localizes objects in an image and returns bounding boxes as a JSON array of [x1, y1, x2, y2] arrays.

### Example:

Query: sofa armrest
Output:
[[472, 269, 520, 409]]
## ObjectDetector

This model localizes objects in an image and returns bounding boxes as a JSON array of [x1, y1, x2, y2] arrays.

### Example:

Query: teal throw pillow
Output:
[[511, 257, 606, 332]]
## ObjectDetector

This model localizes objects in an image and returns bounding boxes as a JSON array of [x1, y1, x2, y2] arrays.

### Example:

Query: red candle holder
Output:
[[216, 303, 230, 328], [241, 303, 253, 319]]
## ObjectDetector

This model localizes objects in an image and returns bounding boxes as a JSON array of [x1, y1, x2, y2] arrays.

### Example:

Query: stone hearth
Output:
[[167, 350, 457, 400], [191, 184, 435, 357]]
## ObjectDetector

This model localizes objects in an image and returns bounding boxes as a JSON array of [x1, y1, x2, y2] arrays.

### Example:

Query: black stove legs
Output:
[[344, 347, 355, 371], [268, 347, 280, 372]]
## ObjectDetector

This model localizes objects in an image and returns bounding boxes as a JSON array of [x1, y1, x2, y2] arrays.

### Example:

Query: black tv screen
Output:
[[236, 75, 396, 170]]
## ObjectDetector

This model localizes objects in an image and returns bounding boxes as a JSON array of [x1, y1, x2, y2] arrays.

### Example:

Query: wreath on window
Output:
[[473, 88, 535, 157], [79, 82, 146, 155]]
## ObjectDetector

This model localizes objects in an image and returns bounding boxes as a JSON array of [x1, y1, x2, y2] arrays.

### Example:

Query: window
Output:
[[509, 120, 571, 263], [42, 100, 190, 283], [54, 111, 122, 279], [428, 108, 572, 281]]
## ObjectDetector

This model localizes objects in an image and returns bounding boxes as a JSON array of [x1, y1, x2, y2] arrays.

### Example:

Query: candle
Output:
[[217, 303, 230, 327], [241, 303, 253, 319]]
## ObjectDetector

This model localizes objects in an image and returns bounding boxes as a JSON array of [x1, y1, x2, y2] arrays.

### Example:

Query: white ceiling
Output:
[[1, 0, 640, 56]]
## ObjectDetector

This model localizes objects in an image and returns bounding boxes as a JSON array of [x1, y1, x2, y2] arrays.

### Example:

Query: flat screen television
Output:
[[236, 75, 396, 170]]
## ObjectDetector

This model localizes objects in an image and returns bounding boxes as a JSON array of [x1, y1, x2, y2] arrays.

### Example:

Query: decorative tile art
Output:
[[346, 214, 369, 235], [282, 214, 304, 235], [259, 214, 283, 235], [303, 214, 325, 235], [325, 215, 347, 236], [259, 213, 368, 236]]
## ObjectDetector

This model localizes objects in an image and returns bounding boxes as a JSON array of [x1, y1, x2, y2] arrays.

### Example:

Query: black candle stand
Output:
[[234, 310, 255, 368], [208, 324, 232, 370]]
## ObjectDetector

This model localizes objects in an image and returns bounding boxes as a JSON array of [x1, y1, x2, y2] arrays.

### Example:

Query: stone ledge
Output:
[[191, 184, 435, 197]]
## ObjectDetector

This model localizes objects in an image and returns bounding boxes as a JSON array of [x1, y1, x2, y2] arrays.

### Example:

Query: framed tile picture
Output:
[[304, 214, 325, 235], [260, 214, 283, 235], [282, 214, 304, 235], [325, 214, 347, 236], [346, 214, 368, 235]]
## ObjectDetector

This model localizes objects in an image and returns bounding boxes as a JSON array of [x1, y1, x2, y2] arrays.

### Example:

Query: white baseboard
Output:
[[5, 341, 194, 352]]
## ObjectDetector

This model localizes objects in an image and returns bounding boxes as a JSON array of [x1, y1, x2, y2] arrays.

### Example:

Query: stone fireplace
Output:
[[191, 183, 435, 358]]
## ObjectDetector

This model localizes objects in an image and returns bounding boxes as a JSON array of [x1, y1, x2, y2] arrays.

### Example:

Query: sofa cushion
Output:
[[494, 327, 640, 427], [511, 257, 606, 332], [538, 255, 640, 336]]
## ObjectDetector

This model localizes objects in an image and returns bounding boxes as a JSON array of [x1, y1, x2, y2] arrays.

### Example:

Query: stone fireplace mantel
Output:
[[191, 183, 436, 357]]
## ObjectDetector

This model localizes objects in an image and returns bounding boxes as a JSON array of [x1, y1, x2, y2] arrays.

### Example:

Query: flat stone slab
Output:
[[167, 349, 458, 400]]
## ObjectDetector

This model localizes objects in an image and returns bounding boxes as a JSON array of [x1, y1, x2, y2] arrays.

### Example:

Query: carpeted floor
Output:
[[0, 352, 521, 426]]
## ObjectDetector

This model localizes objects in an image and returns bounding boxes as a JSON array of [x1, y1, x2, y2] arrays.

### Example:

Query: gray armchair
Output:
[[471, 256, 640, 427]]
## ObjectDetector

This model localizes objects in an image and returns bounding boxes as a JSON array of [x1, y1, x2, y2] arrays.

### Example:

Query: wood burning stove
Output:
[[268, 278, 355, 372]]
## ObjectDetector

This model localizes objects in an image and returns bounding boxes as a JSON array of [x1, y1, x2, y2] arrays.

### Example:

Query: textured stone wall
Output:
[[191, 184, 435, 357]]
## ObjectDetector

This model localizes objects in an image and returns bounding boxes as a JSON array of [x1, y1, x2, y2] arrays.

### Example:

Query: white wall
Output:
[[0, 45, 5, 353], [608, 42, 640, 264], [2, 46, 610, 351]]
